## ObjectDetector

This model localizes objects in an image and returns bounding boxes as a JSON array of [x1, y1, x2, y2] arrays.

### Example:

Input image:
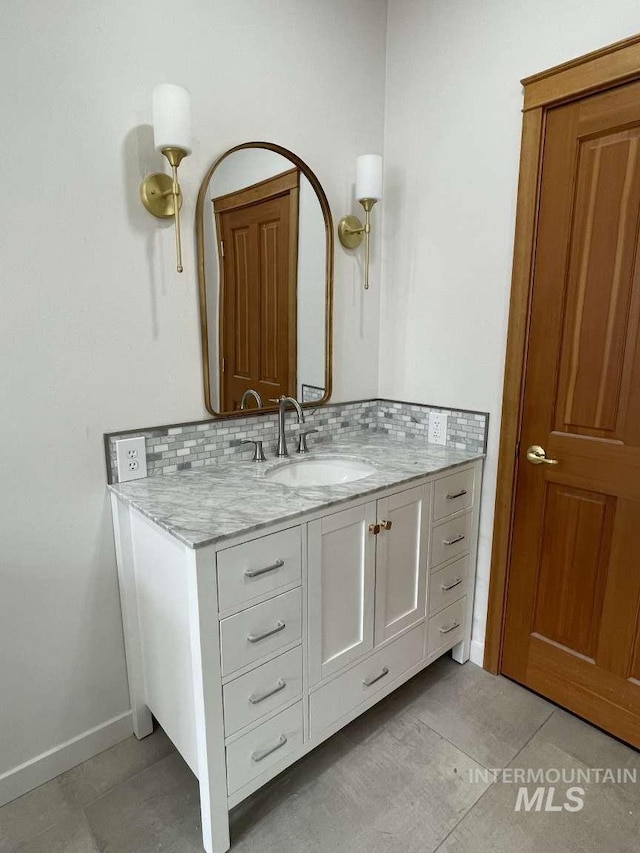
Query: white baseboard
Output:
[[469, 639, 485, 667], [0, 711, 133, 807]]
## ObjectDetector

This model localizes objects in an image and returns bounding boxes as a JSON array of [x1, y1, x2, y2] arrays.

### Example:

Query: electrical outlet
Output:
[[428, 412, 448, 446], [115, 437, 147, 482]]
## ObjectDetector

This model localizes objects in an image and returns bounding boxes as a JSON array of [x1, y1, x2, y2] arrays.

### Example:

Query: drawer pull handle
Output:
[[244, 559, 285, 579], [446, 489, 468, 500], [443, 534, 465, 546], [363, 666, 389, 687], [251, 734, 288, 763], [248, 679, 287, 705], [247, 621, 286, 644], [439, 620, 461, 635], [441, 578, 463, 592]]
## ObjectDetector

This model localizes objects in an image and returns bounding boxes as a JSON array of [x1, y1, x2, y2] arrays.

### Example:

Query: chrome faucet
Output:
[[272, 395, 304, 457], [240, 389, 263, 410]]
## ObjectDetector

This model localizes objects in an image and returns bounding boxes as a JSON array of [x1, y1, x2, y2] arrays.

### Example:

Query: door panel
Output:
[[554, 128, 640, 439], [308, 503, 376, 684], [502, 78, 640, 746], [230, 227, 251, 379], [374, 486, 429, 645], [531, 485, 614, 659]]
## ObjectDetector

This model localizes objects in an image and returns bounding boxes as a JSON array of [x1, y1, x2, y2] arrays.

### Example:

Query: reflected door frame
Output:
[[485, 33, 640, 674], [213, 169, 299, 411]]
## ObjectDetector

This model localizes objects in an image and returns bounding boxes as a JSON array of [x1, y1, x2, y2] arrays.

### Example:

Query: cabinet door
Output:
[[375, 485, 429, 645], [308, 502, 377, 684]]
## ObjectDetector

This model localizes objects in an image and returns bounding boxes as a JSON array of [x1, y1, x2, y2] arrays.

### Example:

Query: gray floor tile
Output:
[[15, 811, 98, 853], [84, 752, 202, 853], [408, 661, 554, 767], [0, 727, 173, 853], [0, 779, 74, 853], [2, 663, 638, 853], [536, 708, 640, 795], [58, 727, 175, 808], [230, 711, 489, 853], [436, 723, 640, 853]]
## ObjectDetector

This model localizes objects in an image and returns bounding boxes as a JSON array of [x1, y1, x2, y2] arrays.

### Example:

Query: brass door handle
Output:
[[526, 445, 559, 466]]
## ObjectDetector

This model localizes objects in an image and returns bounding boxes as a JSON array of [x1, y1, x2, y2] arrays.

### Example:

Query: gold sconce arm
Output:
[[140, 146, 187, 273], [338, 198, 377, 290]]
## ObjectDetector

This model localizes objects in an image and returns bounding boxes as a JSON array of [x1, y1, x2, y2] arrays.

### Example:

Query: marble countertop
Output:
[[108, 434, 483, 549]]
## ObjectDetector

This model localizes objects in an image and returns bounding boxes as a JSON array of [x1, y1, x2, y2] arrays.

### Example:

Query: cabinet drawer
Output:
[[226, 701, 303, 794], [429, 555, 469, 616], [309, 623, 424, 738], [433, 468, 474, 521], [427, 597, 466, 656], [430, 511, 472, 568], [223, 646, 303, 737], [217, 526, 302, 612], [220, 588, 302, 677]]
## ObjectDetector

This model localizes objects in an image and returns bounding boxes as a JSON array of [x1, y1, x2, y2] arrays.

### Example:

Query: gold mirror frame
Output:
[[196, 141, 334, 418]]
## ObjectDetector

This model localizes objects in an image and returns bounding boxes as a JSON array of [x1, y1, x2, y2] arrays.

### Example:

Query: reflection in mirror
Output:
[[196, 143, 333, 416]]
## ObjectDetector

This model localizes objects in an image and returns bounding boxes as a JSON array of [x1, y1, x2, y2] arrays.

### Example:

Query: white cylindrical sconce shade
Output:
[[152, 84, 192, 154], [355, 154, 383, 201]]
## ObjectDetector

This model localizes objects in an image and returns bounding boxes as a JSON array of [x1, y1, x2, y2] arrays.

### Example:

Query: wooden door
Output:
[[502, 79, 640, 746], [215, 170, 298, 411], [374, 486, 429, 645], [308, 503, 377, 685]]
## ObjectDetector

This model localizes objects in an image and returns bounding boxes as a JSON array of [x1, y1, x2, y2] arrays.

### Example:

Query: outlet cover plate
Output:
[[428, 412, 448, 446], [115, 437, 147, 482]]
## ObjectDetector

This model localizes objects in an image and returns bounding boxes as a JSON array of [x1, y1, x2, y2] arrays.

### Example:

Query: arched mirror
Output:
[[196, 142, 333, 416]]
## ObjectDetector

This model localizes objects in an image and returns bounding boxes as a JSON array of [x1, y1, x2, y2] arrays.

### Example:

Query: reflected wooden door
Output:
[[502, 80, 640, 745], [215, 170, 298, 410]]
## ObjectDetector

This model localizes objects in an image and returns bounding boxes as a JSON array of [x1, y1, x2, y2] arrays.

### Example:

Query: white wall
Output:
[[381, 0, 640, 662], [0, 0, 387, 796]]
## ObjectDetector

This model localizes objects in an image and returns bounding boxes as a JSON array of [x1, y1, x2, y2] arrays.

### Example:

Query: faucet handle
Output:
[[240, 439, 267, 462], [297, 429, 318, 454]]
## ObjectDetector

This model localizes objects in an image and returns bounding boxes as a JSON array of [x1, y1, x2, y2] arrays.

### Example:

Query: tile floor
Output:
[[2, 656, 639, 852]]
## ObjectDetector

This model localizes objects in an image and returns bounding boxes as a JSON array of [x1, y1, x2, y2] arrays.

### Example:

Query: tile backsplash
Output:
[[104, 399, 488, 484]]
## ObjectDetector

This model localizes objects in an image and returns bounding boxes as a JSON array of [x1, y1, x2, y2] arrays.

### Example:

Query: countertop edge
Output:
[[108, 452, 485, 550]]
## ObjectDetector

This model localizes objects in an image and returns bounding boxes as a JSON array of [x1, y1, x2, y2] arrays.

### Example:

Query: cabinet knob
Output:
[[369, 523, 381, 535], [381, 520, 392, 531]]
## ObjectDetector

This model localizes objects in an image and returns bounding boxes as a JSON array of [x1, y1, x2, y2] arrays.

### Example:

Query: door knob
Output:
[[526, 445, 559, 466]]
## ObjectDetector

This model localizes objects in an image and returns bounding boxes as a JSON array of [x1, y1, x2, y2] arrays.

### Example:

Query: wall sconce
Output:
[[140, 84, 192, 273], [338, 154, 383, 290]]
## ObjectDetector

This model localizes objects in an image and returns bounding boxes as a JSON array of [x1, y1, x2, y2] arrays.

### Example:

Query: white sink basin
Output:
[[266, 456, 376, 487]]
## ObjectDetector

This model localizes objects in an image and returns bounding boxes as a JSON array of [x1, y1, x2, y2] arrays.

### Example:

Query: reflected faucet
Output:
[[240, 389, 263, 410], [271, 395, 304, 457]]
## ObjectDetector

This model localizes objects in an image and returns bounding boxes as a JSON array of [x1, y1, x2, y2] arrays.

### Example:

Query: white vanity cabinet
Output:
[[307, 501, 377, 683], [308, 485, 429, 687], [110, 458, 481, 853], [374, 485, 430, 644]]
